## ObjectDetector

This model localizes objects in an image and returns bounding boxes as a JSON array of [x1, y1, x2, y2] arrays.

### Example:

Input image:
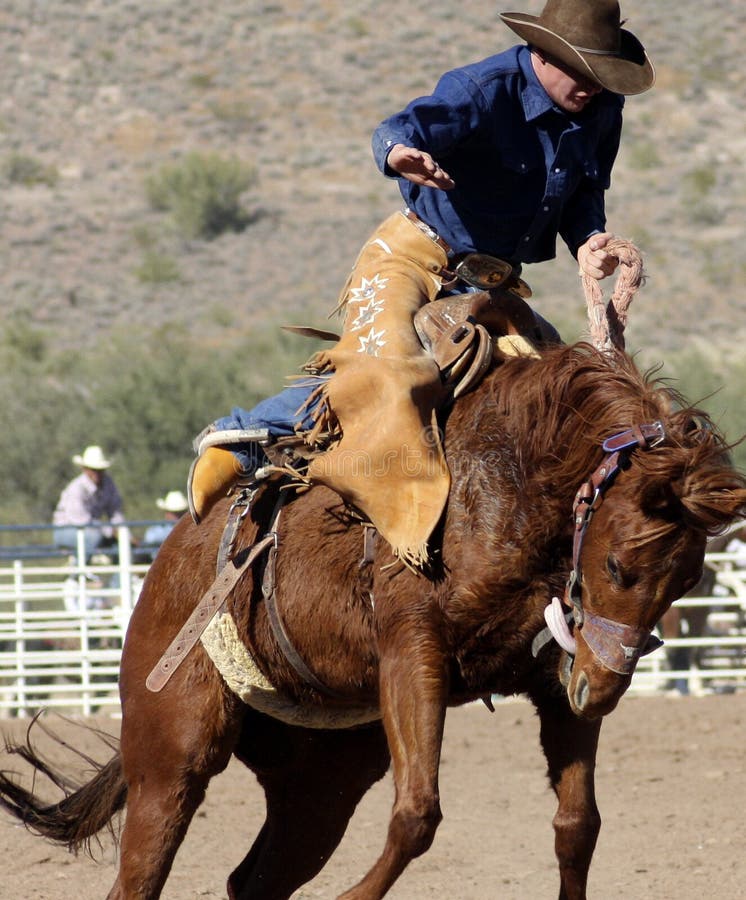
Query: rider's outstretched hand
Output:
[[387, 144, 455, 190]]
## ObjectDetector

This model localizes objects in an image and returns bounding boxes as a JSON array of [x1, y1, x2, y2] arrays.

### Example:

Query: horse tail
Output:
[[0, 717, 127, 855]]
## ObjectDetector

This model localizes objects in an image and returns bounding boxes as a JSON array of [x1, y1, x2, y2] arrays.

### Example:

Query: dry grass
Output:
[[0, 0, 743, 363]]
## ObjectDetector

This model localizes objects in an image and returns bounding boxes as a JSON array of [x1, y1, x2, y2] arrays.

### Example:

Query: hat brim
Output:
[[500, 12, 655, 95], [72, 454, 111, 469], [156, 500, 188, 512]]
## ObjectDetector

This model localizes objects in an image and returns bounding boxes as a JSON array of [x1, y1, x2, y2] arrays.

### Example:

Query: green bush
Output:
[[0, 318, 312, 523], [135, 248, 181, 283], [145, 152, 257, 240], [2, 152, 58, 187]]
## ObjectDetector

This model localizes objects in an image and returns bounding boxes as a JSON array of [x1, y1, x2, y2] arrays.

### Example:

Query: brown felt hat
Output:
[[501, 0, 655, 95]]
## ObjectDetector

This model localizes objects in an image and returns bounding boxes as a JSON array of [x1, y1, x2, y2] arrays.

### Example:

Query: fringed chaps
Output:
[[304, 211, 452, 568]]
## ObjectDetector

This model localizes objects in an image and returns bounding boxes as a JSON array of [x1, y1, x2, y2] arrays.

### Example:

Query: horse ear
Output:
[[640, 477, 682, 521]]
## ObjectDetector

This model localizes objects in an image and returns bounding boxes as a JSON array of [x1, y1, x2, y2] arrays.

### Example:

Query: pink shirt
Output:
[[53, 471, 125, 527]]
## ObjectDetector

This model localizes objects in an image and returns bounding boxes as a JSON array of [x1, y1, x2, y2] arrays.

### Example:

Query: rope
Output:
[[581, 238, 645, 353]]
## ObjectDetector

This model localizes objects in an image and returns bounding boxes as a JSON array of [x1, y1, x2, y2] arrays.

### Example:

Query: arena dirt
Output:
[[0, 692, 743, 899]]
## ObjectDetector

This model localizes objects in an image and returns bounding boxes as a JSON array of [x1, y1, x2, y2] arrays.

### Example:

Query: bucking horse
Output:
[[1, 341, 745, 900]]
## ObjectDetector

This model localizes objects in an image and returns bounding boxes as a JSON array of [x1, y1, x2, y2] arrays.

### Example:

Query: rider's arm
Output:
[[371, 68, 487, 179]]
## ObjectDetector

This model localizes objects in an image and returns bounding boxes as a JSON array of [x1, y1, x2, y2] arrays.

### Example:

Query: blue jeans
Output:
[[214, 377, 325, 471], [54, 525, 108, 559]]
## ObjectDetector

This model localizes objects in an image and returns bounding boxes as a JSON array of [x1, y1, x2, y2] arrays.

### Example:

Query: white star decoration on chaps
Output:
[[351, 297, 386, 331], [347, 273, 389, 356], [349, 274, 388, 308], [357, 327, 387, 356]]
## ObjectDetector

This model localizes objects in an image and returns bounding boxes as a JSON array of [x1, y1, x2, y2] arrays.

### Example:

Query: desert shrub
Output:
[[207, 98, 260, 135], [145, 152, 257, 240], [135, 248, 181, 284], [681, 165, 720, 225], [2, 152, 58, 187]]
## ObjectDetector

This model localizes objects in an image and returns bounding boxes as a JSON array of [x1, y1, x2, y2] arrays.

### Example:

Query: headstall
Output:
[[532, 420, 667, 674]]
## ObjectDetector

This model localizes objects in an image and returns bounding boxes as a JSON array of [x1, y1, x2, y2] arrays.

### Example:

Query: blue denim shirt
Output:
[[371, 45, 623, 263]]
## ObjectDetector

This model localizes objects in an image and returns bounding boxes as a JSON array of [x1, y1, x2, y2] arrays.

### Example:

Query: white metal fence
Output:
[[631, 550, 746, 695], [1, 527, 745, 717], [0, 526, 146, 717]]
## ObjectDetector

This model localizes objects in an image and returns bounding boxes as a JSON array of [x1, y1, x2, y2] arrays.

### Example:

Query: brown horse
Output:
[[1, 344, 745, 900]]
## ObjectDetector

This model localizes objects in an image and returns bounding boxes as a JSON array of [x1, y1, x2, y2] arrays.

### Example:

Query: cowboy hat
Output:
[[72, 445, 112, 470], [501, 0, 655, 95], [156, 490, 189, 513]]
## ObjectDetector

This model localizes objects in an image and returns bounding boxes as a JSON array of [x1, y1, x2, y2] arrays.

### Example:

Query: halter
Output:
[[532, 420, 666, 674]]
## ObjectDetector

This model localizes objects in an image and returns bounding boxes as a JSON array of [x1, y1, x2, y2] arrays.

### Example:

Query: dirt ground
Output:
[[0, 692, 743, 900]]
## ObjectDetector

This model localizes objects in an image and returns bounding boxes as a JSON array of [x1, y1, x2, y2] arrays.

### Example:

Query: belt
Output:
[[402, 208, 452, 256], [402, 208, 527, 293]]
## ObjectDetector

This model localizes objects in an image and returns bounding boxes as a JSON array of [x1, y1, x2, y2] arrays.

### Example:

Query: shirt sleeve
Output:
[[559, 107, 623, 256], [371, 69, 487, 176]]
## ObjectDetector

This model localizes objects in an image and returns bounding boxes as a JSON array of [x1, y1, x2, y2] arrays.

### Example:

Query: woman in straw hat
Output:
[[53, 445, 125, 557], [189, 0, 654, 565]]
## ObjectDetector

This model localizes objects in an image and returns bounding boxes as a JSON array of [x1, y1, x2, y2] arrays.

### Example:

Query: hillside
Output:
[[1, 0, 746, 524], [1, 0, 744, 363]]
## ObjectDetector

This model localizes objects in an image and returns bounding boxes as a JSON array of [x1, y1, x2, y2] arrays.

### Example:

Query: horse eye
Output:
[[606, 554, 623, 585]]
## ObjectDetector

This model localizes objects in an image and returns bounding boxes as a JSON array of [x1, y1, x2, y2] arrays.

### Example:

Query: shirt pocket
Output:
[[501, 144, 544, 180], [486, 144, 545, 212], [579, 156, 609, 189]]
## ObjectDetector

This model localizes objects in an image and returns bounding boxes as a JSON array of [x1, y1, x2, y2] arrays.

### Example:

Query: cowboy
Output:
[[143, 490, 189, 549], [188, 0, 654, 566], [53, 445, 126, 557]]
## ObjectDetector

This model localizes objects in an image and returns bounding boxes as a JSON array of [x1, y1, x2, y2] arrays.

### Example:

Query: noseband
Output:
[[532, 421, 666, 674]]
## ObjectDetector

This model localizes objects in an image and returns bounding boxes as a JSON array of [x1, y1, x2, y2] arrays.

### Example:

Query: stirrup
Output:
[[187, 446, 268, 525]]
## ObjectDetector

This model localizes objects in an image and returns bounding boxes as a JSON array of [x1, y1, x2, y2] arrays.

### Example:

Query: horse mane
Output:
[[449, 342, 746, 540]]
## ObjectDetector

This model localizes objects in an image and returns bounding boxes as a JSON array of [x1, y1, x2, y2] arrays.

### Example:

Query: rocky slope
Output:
[[1, 0, 744, 362]]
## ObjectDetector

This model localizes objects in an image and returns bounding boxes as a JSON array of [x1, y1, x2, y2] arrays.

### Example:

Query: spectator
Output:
[[53, 445, 125, 558], [143, 490, 188, 549]]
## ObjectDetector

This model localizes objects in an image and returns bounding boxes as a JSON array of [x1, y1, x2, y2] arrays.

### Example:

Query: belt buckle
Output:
[[454, 253, 514, 290], [455, 254, 533, 298]]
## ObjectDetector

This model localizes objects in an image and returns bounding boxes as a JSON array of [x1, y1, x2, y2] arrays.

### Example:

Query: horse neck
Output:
[[451, 346, 655, 505]]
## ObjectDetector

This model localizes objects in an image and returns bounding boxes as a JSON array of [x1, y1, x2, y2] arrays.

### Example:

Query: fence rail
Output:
[[1, 527, 745, 717]]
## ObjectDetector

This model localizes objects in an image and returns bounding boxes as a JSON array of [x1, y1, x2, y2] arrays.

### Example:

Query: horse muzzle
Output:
[[565, 610, 663, 717]]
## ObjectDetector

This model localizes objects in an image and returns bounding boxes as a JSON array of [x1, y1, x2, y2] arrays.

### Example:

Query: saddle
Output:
[[287, 286, 545, 403], [412, 286, 543, 398]]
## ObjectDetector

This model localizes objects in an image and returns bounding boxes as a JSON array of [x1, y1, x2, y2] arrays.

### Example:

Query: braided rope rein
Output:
[[581, 238, 645, 353]]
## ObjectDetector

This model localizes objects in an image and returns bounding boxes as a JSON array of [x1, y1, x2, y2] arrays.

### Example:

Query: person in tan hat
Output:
[[188, 0, 654, 566], [53, 445, 125, 557], [143, 490, 189, 550]]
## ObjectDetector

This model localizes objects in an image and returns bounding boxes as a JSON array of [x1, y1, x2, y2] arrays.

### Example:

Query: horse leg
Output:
[[227, 708, 390, 900], [339, 621, 448, 899], [108, 661, 244, 899], [536, 697, 603, 900]]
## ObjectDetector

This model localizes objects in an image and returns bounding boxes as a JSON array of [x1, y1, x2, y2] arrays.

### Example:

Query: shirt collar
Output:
[[517, 45, 563, 122]]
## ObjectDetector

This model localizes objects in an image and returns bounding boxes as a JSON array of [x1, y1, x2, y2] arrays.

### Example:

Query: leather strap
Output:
[[216, 489, 254, 573], [261, 533, 348, 699], [146, 533, 276, 692]]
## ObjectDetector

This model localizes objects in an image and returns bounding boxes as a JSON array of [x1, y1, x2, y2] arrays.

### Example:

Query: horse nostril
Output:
[[574, 671, 590, 710]]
